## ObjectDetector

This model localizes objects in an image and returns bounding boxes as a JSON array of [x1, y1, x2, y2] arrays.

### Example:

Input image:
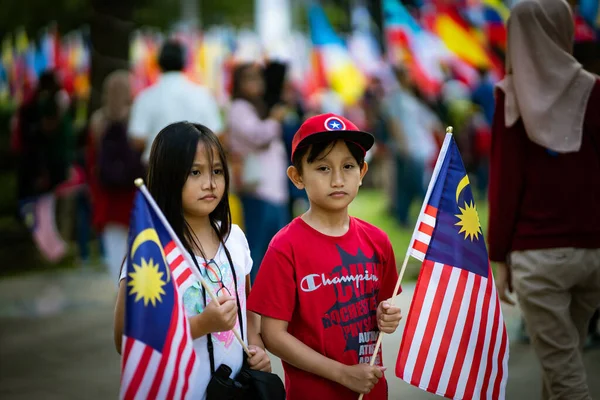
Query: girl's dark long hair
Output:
[[146, 122, 232, 260]]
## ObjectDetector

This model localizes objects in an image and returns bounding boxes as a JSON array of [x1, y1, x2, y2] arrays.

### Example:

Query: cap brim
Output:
[[296, 130, 375, 155]]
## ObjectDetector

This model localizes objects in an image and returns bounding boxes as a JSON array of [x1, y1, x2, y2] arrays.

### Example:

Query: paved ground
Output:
[[0, 269, 599, 399]]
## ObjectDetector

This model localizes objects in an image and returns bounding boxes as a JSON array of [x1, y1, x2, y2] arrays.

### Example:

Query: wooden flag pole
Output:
[[358, 127, 454, 400], [134, 178, 251, 357]]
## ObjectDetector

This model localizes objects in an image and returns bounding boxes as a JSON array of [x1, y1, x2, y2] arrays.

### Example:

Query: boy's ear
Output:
[[359, 162, 369, 186], [287, 166, 305, 189]]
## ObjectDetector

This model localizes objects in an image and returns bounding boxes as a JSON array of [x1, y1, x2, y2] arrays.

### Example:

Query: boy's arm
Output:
[[261, 316, 342, 382], [246, 275, 266, 349], [245, 276, 271, 372], [247, 311, 265, 347], [261, 316, 383, 395]]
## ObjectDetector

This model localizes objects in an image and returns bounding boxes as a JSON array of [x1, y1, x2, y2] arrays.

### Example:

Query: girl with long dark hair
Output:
[[114, 122, 271, 399]]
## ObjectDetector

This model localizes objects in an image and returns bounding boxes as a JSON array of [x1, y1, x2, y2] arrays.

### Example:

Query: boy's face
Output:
[[289, 140, 368, 213]]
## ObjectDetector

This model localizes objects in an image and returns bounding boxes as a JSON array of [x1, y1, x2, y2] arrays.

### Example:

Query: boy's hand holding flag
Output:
[[376, 301, 403, 334]]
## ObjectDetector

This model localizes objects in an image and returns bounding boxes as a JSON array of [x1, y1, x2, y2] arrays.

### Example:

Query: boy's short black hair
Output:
[[158, 40, 185, 72], [292, 139, 366, 174]]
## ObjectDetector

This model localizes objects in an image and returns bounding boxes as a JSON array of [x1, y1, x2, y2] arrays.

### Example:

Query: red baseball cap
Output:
[[290, 113, 375, 161]]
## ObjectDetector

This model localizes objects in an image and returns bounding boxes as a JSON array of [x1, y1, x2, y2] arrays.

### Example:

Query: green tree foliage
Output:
[[200, 0, 254, 28], [0, 0, 258, 38], [0, 0, 90, 38], [134, 0, 180, 31]]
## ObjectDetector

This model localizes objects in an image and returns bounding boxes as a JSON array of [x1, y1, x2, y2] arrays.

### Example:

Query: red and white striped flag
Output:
[[396, 134, 509, 399]]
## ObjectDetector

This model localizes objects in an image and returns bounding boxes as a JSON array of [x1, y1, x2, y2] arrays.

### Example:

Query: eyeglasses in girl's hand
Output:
[[203, 259, 232, 297]]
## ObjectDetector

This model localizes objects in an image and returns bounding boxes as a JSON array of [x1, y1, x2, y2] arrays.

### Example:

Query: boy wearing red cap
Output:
[[247, 113, 402, 399]]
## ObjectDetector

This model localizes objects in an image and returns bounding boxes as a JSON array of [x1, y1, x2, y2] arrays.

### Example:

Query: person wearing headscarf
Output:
[[87, 70, 138, 282], [488, 0, 600, 398]]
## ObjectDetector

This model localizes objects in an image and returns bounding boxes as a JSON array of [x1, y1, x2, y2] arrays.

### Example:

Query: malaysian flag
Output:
[[120, 188, 199, 400], [396, 133, 509, 399]]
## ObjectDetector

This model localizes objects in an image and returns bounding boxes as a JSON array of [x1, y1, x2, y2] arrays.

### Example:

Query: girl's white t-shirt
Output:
[[119, 224, 253, 400]]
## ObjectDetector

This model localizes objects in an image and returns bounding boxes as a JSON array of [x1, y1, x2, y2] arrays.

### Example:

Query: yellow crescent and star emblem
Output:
[[454, 175, 482, 241], [127, 228, 171, 307]]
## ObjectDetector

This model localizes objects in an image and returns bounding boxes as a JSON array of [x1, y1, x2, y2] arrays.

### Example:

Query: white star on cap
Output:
[[324, 116, 346, 131]]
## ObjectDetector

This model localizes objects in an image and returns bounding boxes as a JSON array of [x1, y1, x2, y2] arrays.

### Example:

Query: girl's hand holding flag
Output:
[[189, 294, 238, 336]]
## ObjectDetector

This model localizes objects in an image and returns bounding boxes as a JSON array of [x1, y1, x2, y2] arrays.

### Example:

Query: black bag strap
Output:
[[189, 254, 217, 374], [221, 245, 248, 367], [189, 242, 245, 376], [223, 245, 245, 340]]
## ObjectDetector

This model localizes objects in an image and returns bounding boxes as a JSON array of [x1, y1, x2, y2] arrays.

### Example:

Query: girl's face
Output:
[[182, 142, 226, 220], [240, 66, 265, 99]]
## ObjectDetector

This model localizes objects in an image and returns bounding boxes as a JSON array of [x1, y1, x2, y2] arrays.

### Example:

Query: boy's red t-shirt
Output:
[[247, 216, 399, 400]]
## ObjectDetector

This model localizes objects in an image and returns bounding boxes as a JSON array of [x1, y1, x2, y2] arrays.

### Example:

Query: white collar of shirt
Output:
[[157, 71, 187, 85]]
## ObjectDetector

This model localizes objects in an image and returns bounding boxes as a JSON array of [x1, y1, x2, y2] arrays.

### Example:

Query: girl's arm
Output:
[[261, 317, 384, 395], [113, 280, 127, 354]]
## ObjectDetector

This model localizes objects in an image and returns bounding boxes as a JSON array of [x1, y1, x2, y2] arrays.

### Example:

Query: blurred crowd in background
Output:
[[1, 0, 599, 342]]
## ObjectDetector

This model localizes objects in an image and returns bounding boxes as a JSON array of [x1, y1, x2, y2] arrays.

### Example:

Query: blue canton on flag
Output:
[[125, 194, 176, 351], [423, 139, 488, 278], [120, 191, 198, 400], [396, 133, 509, 400]]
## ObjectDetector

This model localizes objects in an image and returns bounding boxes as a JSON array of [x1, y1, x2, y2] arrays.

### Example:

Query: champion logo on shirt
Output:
[[300, 271, 379, 292]]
